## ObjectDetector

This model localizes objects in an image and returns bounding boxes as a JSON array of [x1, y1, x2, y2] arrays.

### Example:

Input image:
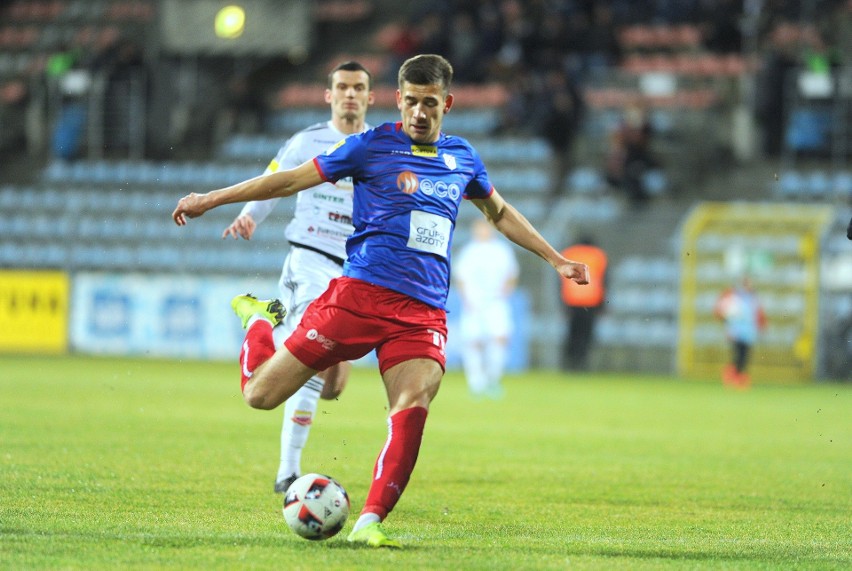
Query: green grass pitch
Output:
[[1, 355, 850, 570]]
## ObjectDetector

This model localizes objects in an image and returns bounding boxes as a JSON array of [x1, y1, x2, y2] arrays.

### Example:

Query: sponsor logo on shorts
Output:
[[306, 328, 337, 351], [291, 410, 313, 426]]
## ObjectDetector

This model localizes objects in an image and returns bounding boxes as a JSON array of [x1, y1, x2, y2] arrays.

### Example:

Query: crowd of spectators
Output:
[[2, 0, 851, 169]]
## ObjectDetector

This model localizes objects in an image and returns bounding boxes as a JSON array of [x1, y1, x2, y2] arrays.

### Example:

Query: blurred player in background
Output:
[[714, 275, 767, 388], [173, 54, 589, 548], [221, 61, 374, 495], [453, 218, 519, 399]]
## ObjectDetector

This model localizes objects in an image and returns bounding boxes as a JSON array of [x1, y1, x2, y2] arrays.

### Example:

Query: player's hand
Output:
[[559, 261, 589, 285], [223, 214, 256, 240], [172, 192, 210, 226]]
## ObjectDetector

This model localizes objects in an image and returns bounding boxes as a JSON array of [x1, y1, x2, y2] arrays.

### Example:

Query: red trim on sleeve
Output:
[[463, 185, 495, 201], [312, 157, 330, 182]]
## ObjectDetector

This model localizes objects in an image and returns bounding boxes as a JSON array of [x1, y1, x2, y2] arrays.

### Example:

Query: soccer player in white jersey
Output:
[[174, 54, 590, 548], [453, 218, 519, 399], [221, 61, 374, 495]]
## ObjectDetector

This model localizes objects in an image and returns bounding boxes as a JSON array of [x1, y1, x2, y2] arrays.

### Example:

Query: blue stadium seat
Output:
[[777, 171, 804, 199], [833, 172, 852, 200], [805, 171, 831, 199], [569, 167, 606, 194]]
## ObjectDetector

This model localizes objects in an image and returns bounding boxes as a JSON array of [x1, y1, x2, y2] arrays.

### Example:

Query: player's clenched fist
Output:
[[172, 192, 210, 226], [560, 261, 590, 285]]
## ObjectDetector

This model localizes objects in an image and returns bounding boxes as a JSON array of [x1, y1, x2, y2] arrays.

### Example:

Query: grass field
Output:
[[1, 354, 850, 570]]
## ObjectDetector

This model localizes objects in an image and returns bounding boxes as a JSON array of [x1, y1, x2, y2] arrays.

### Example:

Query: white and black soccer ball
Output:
[[282, 473, 350, 540]]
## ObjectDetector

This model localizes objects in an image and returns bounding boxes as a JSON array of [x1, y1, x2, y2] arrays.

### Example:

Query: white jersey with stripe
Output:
[[239, 120, 368, 260]]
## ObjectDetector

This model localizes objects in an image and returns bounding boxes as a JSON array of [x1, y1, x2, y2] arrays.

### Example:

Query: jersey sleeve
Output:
[[462, 146, 494, 200], [238, 135, 302, 223], [313, 131, 368, 183]]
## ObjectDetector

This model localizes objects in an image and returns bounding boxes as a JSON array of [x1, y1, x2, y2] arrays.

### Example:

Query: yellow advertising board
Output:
[[677, 203, 833, 383], [0, 270, 69, 353]]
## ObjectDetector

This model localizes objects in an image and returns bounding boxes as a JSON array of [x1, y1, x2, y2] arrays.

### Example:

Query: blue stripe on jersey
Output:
[[314, 122, 493, 309]]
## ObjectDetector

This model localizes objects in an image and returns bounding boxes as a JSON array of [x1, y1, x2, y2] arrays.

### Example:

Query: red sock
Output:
[[239, 320, 276, 392], [361, 406, 428, 520]]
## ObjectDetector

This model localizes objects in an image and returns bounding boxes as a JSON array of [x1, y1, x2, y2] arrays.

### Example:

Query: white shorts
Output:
[[459, 302, 512, 343], [273, 246, 345, 346]]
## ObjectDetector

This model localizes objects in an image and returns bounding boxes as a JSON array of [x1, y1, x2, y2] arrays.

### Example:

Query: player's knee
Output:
[[320, 385, 343, 400], [243, 387, 277, 410]]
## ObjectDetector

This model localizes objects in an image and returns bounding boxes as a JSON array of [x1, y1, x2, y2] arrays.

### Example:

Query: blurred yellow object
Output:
[[215, 5, 245, 39]]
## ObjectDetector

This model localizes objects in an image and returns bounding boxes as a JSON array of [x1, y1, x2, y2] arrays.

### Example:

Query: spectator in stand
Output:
[[714, 275, 767, 389], [447, 11, 484, 82], [540, 67, 585, 204], [560, 235, 608, 371], [755, 22, 799, 157], [605, 97, 658, 207], [582, 2, 623, 72]]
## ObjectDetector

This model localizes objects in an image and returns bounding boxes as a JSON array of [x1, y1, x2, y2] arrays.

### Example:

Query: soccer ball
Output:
[[282, 473, 350, 540]]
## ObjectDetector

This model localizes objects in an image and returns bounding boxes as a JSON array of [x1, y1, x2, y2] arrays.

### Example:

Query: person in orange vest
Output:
[[560, 235, 608, 371]]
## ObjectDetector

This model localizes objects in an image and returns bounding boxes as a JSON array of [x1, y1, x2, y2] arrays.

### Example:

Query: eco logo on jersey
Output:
[[397, 171, 419, 194], [411, 145, 438, 157]]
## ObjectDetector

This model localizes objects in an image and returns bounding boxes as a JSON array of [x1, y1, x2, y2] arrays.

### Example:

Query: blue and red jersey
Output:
[[313, 122, 494, 309]]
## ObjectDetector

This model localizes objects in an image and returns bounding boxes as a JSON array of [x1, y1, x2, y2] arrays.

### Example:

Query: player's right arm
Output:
[[172, 160, 324, 226]]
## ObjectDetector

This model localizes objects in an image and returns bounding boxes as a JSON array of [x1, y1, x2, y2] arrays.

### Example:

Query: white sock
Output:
[[463, 342, 488, 395], [276, 376, 323, 484], [485, 341, 508, 391], [352, 512, 381, 532]]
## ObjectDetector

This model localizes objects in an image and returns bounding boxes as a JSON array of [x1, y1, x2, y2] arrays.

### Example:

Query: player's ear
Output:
[[395, 89, 402, 110], [324, 89, 332, 104], [368, 90, 375, 105], [443, 93, 454, 114]]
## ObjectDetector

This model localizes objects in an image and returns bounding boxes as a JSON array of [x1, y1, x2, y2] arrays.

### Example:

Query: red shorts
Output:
[[284, 276, 447, 374]]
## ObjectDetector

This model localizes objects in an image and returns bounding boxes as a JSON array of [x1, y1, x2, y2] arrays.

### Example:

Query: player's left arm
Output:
[[471, 190, 589, 285], [172, 160, 324, 225]]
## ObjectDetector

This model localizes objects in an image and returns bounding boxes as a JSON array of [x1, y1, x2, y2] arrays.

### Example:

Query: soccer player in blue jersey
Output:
[[172, 54, 589, 548]]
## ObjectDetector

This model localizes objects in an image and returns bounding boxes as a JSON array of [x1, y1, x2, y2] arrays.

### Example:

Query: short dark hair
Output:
[[328, 61, 372, 89], [398, 54, 453, 96]]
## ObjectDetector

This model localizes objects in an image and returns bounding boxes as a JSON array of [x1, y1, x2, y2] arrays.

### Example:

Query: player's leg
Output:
[[348, 357, 443, 548], [484, 335, 509, 398], [483, 301, 512, 398], [273, 249, 347, 491], [347, 297, 447, 548], [275, 361, 351, 492], [460, 312, 487, 396]]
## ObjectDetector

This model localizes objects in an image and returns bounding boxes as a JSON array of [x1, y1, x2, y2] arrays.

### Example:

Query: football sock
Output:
[[351, 512, 381, 533], [277, 376, 323, 483], [485, 341, 508, 391], [463, 344, 487, 395], [361, 406, 428, 520], [239, 319, 276, 391]]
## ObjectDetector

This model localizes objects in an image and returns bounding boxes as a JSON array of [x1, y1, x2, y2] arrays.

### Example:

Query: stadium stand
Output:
[[1, 0, 850, 376]]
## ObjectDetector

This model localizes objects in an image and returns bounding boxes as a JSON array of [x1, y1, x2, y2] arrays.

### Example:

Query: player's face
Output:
[[397, 81, 454, 144], [327, 70, 373, 122]]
